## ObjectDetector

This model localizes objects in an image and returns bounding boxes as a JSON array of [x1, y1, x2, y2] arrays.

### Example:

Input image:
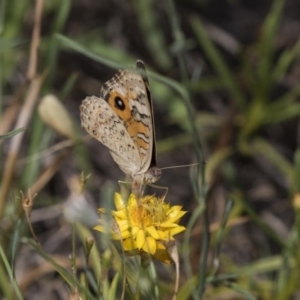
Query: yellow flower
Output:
[[94, 193, 186, 264]]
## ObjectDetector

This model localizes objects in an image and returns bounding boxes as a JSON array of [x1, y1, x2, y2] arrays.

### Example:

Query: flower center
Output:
[[130, 206, 152, 227], [129, 197, 167, 227]]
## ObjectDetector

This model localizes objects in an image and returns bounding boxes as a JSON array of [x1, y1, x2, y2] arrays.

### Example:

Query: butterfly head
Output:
[[143, 166, 161, 184]]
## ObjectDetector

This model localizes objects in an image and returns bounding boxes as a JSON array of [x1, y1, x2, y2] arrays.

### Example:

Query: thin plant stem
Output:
[[211, 198, 233, 276], [71, 222, 77, 293]]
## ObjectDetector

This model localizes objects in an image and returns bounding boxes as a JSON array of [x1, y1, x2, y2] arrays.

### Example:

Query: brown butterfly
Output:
[[80, 60, 161, 196]]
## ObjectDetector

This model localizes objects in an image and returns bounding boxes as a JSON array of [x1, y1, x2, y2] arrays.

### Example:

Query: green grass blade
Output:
[[20, 116, 49, 188], [207, 255, 295, 283], [55, 34, 126, 70], [274, 251, 293, 300], [59, 72, 78, 101], [183, 203, 205, 300], [265, 102, 300, 125], [25, 238, 98, 300], [273, 38, 300, 83], [107, 272, 120, 300], [257, 0, 284, 99], [132, 0, 172, 70], [0, 244, 23, 300], [271, 82, 300, 109], [211, 198, 234, 275], [232, 190, 285, 248], [190, 15, 246, 109], [0, 127, 25, 139], [252, 138, 294, 181], [223, 282, 256, 300], [44, 0, 71, 88], [76, 224, 101, 285], [56, 34, 190, 104], [176, 276, 198, 300], [10, 219, 23, 277]]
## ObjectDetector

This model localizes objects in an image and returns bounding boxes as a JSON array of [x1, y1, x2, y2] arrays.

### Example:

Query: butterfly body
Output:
[[80, 60, 161, 193]]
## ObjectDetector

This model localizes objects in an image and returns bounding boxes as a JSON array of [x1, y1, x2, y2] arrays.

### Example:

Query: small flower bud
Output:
[[21, 190, 36, 218], [38, 94, 75, 140], [85, 235, 94, 257]]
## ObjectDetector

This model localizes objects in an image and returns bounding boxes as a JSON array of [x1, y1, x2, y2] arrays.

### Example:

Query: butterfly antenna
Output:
[[159, 162, 201, 170]]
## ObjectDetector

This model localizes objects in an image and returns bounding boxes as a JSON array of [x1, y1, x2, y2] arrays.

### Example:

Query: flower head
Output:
[[94, 193, 186, 263]]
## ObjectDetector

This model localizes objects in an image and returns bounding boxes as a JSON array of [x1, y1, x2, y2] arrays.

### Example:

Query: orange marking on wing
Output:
[[108, 92, 132, 121], [107, 90, 151, 156], [126, 119, 150, 152]]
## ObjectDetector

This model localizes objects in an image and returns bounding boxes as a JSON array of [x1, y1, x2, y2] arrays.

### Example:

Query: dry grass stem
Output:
[[26, 0, 44, 80]]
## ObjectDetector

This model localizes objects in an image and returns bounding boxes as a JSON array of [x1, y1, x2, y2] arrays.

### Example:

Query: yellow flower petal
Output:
[[157, 230, 168, 240], [112, 210, 127, 219], [93, 225, 106, 232], [169, 226, 186, 236], [167, 211, 187, 223], [114, 193, 125, 209], [142, 236, 156, 254], [156, 241, 167, 250], [146, 226, 160, 239], [123, 238, 137, 251], [130, 226, 139, 236], [153, 248, 172, 264], [115, 219, 130, 232], [119, 230, 131, 239], [127, 194, 138, 207], [136, 229, 146, 249], [169, 205, 183, 211], [95, 193, 186, 263], [159, 221, 178, 228]]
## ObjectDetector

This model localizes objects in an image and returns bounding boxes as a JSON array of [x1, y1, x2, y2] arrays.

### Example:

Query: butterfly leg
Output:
[[148, 184, 169, 201]]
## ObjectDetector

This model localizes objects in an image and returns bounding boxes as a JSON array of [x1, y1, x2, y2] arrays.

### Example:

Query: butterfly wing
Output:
[[80, 96, 141, 175], [99, 61, 154, 174]]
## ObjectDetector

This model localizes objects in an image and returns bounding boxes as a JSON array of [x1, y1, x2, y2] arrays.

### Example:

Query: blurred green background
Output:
[[1, 0, 300, 299]]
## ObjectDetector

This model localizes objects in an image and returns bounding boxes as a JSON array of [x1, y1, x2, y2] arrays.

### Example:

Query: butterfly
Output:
[[80, 60, 161, 197]]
